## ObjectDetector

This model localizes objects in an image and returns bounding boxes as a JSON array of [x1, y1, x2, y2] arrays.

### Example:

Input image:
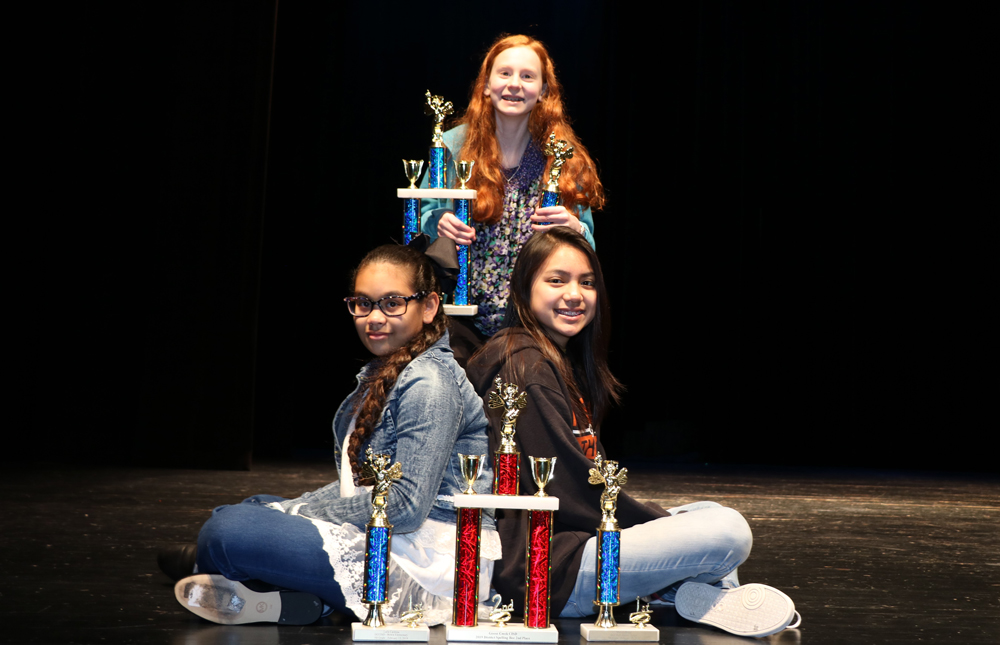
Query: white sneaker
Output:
[[675, 582, 801, 638], [174, 574, 323, 625]]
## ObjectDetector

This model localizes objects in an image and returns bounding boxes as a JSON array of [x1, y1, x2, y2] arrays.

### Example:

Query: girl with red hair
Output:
[[421, 34, 605, 354]]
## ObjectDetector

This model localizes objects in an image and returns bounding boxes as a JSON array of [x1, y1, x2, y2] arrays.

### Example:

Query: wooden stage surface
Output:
[[2, 461, 996, 644]]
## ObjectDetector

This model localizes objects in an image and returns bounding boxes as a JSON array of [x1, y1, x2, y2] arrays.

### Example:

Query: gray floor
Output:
[[2, 461, 997, 644]]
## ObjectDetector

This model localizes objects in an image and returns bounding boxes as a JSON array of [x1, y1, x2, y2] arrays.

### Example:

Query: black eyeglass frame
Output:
[[343, 291, 429, 317]]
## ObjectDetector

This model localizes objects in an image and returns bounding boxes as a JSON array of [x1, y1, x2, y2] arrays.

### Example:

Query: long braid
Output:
[[345, 245, 448, 482]]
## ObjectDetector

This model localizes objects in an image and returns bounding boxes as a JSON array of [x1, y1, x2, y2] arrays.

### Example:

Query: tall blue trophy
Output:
[[352, 448, 429, 641], [396, 91, 478, 316], [580, 454, 658, 641]]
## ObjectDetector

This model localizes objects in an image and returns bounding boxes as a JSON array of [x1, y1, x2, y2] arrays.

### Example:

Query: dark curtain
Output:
[[23, 1, 996, 471]]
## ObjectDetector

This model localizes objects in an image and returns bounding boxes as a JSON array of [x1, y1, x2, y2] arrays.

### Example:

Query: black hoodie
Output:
[[466, 328, 666, 616]]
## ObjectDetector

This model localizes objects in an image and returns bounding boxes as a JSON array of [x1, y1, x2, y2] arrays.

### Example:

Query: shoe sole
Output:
[[675, 582, 795, 638], [174, 574, 322, 625]]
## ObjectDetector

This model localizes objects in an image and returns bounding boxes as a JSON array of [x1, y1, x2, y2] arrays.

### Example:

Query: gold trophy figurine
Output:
[[541, 133, 575, 206], [588, 454, 627, 533], [489, 375, 528, 452], [488, 594, 514, 628], [425, 90, 454, 189], [424, 90, 454, 148], [400, 597, 425, 629], [629, 598, 652, 629]]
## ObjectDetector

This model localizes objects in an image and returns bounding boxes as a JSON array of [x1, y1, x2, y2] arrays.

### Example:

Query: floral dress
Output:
[[469, 141, 547, 337]]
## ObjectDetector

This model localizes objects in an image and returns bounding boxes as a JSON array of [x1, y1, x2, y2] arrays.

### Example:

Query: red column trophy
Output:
[[580, 454, 658, 641], [396, 91, 477, 315], [351, 448, 429, 642], [448, 379, 559, 643]]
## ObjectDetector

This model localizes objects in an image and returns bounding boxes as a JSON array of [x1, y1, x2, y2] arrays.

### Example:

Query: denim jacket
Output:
[[280, 332, 495, 533]]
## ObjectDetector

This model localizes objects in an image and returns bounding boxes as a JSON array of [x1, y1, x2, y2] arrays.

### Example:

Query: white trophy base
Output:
[[446, 623, 559, 643], [443, 304, 478, 317], [398, 188, 477, 199], [351, 622, 430, 641], [449, 494, 559, 511], [580, 624, 660, 641]]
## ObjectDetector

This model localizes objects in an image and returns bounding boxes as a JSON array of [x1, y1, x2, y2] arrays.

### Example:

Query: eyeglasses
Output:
[[344, 292, 428, 317]]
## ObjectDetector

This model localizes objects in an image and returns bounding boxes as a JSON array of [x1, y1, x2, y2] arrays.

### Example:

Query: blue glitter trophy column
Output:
[[540, 133, 575, 208], [580, 455, 658, 641], [452, 161, 475, 306], [402, 160, 424, 244]]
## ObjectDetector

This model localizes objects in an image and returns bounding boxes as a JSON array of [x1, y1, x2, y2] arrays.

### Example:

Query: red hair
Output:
[[456, 34, 605, 225]]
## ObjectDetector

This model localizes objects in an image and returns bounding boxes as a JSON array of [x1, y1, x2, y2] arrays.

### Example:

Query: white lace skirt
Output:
[[302, 515, 501, 625]]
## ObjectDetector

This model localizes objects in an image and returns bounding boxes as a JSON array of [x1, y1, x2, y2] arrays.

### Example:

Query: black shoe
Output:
[[158, 544, 198, 581], [175, 574, 323, 625]]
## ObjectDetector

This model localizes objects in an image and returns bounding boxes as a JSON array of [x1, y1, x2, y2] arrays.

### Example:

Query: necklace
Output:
[[501, 133, 533, 186], [503, 160, 523, 185]]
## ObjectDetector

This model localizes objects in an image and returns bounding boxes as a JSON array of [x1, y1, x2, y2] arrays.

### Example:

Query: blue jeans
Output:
[[195, 495, 348, 611], [560, 501, 752, 617]]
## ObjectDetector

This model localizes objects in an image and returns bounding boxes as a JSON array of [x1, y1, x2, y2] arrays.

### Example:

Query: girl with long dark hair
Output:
[[466, 228, 801, 638]]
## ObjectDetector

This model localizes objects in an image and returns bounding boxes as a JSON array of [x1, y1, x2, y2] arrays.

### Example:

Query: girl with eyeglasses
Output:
[[165, 241, 499, 626], [466, 228, 801, 638], [421, 34, 605, 363]]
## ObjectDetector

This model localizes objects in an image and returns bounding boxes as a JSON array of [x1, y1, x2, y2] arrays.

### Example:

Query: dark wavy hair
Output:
[[496, 227, 622, 424], [347, 244, 447, 481], [454, 34, 605, 225]]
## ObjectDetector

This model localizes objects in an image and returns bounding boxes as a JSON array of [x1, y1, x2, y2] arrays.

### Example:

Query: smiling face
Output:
[[352, 262, 439, 357], [529, 244, 597, 349], [485, 46, 546, 120]]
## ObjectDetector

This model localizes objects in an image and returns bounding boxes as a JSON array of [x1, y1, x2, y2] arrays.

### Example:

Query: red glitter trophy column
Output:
[[488, 376, 525, 495], [453, 454, 486, 628], [524, 457, 556, 629]]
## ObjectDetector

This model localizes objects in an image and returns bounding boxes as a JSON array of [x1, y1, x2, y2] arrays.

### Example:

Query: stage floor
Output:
[[2, 461, 996, 644]]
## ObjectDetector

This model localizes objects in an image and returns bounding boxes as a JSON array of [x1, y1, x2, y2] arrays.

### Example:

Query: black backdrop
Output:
[[25, 1, 996, 472]]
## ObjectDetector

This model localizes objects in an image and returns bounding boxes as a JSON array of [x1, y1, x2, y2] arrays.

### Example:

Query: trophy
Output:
[[580, 454, 658, 641], [425, 90, 454, 188], [402, 160, 424, 244], [525, 457, 557, 629], [352, 448, 429, 641], [448, 384, 559, 643], [397, 91, 478, 315], [540, 133, 574, 208], [452, 160, 475, 306], [488, 376, 527, 495], [453, 454, 486, 627]]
